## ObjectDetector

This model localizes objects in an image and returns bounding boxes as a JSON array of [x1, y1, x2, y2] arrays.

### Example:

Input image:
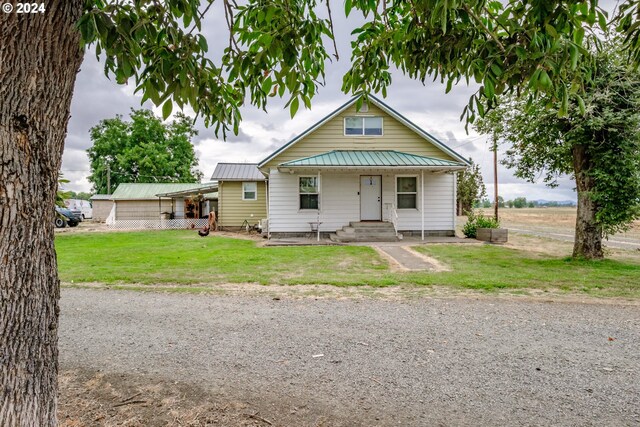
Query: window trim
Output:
[[298, 176, 320, 211], [395, 175, 419, 210], [343, 116, 384, 137], [242, 181, 258, 201]]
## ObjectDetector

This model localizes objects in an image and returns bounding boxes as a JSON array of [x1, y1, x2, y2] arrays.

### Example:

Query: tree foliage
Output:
[[87, 109, 202, 194], [6, 1, 640, 424], [78, 0, 334, 136], [342, 0, 612, 125], [456, 159, 486, 215], [475, 39, 640, 256]]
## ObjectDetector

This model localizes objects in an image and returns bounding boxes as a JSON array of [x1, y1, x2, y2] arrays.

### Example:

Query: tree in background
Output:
[[512, 197, 528, 209], [456, 160, 486, 215], [87, 109, 202, 194], [476, 40, 640, 259], [67, 191, 93, 200]]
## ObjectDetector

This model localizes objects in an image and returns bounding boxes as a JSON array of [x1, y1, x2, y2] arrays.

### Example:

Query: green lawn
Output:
[[56, 231, 640, 297]]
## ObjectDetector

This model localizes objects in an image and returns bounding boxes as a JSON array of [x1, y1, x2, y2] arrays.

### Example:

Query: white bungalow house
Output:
[[258, 95, 469, 241]]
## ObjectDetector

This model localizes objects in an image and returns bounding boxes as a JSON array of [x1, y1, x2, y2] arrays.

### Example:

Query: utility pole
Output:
[[107, 163, 111, 195], [493, 136, 499, 221]]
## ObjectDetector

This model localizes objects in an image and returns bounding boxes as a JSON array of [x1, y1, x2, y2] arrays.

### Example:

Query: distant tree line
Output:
[[475, 196, 576, 209]]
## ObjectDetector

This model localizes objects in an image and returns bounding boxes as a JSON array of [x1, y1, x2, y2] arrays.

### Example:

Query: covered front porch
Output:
[[266, 150, 467, 241]]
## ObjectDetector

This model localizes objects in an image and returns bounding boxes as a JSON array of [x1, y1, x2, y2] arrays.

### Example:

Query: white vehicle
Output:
[[64, 199, 93, 220]]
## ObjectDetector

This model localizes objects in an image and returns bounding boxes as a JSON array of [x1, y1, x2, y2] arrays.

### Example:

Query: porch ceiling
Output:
[[278, 150, 467, 172]]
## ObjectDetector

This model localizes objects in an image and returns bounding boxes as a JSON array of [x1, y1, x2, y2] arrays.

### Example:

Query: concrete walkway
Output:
[[264, 235, 477, 270], [374, 245, 441, 271]]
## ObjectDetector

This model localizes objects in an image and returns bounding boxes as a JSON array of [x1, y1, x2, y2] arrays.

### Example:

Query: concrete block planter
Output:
[[476, 228, 508, 243]]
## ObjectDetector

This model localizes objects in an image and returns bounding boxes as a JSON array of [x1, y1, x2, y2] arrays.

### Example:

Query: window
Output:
[[242, 182, 257, 200], [397, 177, 417, 209], [299, 176, 319, 210], [344, 116, 383, 136]]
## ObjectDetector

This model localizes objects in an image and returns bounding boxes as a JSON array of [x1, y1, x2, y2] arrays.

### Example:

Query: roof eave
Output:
[[278, 165, 467, 172]]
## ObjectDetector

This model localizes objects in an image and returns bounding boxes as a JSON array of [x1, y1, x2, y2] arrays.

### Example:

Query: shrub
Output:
[[462, 211, 500, 238]]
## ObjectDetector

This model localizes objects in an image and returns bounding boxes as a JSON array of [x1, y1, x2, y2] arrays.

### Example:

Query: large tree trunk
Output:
[[0, 2, 84, 425], [572, 144, 603, 259]]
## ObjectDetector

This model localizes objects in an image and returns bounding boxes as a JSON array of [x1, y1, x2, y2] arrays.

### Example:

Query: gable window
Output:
[[344, 117, 383, 136], [299, 176, 319, 210], [397, 177, 417, 209], [242, 182, 257, 200]]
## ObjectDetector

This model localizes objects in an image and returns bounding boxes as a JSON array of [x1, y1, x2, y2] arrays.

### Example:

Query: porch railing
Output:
[[385, 203, 399, 237]]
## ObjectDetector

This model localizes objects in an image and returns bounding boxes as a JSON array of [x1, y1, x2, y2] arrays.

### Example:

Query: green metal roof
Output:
[[90, 194, 112, 200], [110, 183, 213, 200], [279, 150, 467, 168]]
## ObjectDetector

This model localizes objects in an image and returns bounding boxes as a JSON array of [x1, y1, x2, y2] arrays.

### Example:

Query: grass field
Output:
[[56, 230, 640, 298], [483, 207, 640, 239]]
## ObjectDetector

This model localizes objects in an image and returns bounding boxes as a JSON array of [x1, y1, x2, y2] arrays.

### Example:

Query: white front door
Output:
[[360, 175, 382, 221]]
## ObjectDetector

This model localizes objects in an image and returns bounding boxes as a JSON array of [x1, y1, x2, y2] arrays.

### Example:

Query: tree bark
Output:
[[1, 2, 84, 425], [572, 144, 603, 259]]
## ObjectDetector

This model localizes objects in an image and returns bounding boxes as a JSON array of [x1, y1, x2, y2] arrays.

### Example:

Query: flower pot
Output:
[[476, 228, 508, 243]]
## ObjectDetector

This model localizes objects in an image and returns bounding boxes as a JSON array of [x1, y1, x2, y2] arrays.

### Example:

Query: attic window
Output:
[[344, 117, 383, 136]]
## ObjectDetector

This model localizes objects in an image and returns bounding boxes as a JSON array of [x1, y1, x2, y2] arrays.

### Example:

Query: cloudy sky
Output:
[[62, 4, 584, 202]]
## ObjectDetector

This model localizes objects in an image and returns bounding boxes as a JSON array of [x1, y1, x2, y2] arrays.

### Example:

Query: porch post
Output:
[[317, 171, 321, 242], [421, 170, 425, 241], [265, 180, 270, 239]]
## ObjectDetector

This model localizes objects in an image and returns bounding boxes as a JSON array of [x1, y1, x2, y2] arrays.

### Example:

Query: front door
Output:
[[360, 175, 382, 221]]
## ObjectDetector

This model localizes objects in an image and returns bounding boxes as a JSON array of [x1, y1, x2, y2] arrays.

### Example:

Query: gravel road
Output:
[[59, 289, 640, 426]]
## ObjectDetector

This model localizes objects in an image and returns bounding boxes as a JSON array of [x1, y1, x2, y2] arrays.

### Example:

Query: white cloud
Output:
[[63, 11, 579, 203]]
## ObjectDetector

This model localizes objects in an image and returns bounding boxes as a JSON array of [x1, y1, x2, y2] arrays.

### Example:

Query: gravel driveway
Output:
[[59, 289, 640, 426]]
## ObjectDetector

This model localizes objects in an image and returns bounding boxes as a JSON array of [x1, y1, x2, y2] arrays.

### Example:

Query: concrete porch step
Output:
[[349, 221, 395, 229], [332, 221, 400, 242], [329, 233, 400, 243]]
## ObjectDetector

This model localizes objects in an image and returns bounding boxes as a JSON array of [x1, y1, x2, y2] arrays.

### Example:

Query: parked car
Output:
[[55, 207, 79, 228], [64, 199, 92, 220]]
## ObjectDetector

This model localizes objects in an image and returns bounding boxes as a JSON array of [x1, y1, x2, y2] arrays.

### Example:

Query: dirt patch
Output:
[[54, 221, 266, 241], [61, 281, 640, 306], [58, 369, 287, 427], [405, 246, 450, 272]]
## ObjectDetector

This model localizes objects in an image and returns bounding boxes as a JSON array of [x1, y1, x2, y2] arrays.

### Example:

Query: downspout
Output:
[[421, 170, 425, 241], [218, 182, 222, 230]]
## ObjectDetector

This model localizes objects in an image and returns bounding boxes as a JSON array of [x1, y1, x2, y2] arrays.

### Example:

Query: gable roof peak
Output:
[[258, 95, 470, 167]]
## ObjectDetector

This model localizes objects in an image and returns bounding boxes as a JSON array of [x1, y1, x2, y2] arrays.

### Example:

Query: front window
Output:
[[344, 117, 383, 136], [397, 177, 417, 209], [242, 182, 257, 200], [299, 176, 319, 210]]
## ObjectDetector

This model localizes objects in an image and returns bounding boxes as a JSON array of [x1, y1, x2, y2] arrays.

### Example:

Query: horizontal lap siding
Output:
[[393, 173, 455, 231], [268, 169, 319, 232], [219, 181, 267, 227], [319, 173, 359, 231], [115, 200, 172, 220], [269, 169, 454, 232], [91, 200, 113, 222], [263, 103, 457, 169]]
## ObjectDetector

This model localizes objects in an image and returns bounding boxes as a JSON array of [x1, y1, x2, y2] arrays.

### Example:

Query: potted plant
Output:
[[462, 211, 507, 243]]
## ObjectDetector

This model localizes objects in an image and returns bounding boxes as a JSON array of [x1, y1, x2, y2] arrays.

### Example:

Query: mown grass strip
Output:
[[56, 231, 640, 297]]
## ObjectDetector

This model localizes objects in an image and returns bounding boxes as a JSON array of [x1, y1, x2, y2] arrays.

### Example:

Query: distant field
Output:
[[472, 207, 640, 239]]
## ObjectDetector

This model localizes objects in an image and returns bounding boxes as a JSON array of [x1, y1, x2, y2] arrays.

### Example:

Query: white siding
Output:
[[268, 168, 455, 232], [391, 173, 455, 231]]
